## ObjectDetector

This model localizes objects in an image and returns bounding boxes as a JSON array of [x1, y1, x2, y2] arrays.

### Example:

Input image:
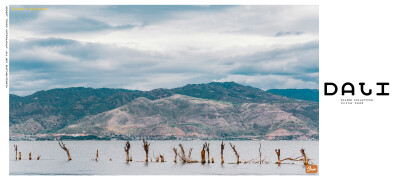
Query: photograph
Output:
[[7, 5, 319, 175]]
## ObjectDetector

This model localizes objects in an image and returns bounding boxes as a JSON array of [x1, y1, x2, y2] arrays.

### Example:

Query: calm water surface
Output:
[[9, 140, 318, 175]]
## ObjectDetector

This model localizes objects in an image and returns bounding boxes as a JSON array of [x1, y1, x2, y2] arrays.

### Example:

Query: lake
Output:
[[9, 140, 318, 175]]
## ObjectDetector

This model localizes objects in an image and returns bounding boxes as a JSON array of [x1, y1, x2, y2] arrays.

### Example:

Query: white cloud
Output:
[[10, 5, 319, 95]]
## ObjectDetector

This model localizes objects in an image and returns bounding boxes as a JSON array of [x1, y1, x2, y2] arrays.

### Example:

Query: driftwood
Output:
[[229, 143, 241, 164], [275, 148, 311, 165], [14, 145, 18, 160], [173, 147, 178, 163], [142, 139, 150, 162], [243, 143, 267, 164], [221, 141, 225, 164], [58, 140, 72, 161], [124, 141, 131, 162]]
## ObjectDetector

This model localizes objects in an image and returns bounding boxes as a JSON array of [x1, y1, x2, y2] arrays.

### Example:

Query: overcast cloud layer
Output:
[[10, 5, 318, 96]]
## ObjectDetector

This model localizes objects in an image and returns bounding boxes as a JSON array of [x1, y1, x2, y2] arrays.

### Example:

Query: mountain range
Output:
[[9, 82, 319, 140]]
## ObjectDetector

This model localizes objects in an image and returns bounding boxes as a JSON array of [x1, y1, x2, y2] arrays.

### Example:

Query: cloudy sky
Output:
[[10, 5, 318, 96]]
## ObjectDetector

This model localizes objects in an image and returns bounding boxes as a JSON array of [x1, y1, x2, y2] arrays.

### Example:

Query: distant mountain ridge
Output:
[[9, 82, 319, 140], [59, 94, 317, 140], [268, 89, 319, 102]]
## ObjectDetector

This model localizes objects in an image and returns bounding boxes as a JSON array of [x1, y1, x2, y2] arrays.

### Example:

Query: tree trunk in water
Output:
[[188, 148, 193, 161], [201, 150, 206, 164], [142, 139, 150, 163], [229, 143, 240, 164], [259, 143, 262, 165], [300, 149, 308, 165], [96, 149, 99, 161], [66, 150, 71, 161], [173, 147, 178, 163], [207, 150, 210, 163], [275, 149, 281, 165], [201, 144, 206, 164], [205, 142, 210, 163], [179, 144, 186, 163], [14, 145, 18, 160], [58, 140, 72, 161], [160, 155, 165, 162], [126, 151, 130, 162], [124, 141, 131, 162], [221, 141, 225, 164]]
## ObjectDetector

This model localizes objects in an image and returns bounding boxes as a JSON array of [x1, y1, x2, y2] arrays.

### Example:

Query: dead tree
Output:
[[300, 148, 309, 165], [274, 148, 304, 165], [173, 147, 178, 163], [95, 149, 99, 161], [14, 145, 18, 160], [177, 144, 198, 163], [229, 143, 240, 164], [188, 148, 198, 162], [178, 144, 187, 163], [188, 148, 193, 160], [221, 141, 225, 164], [154, 152, 165, 163], [58, 140, 72, 161], [201, 144, 206, 164], [124, 141, 131, 162], [37, 155, 41, 160], [275, 149, 281, 165], [142, 139, 150, 162], [259, 143, 262, 165], [29, 152, 32, 160], [19, 152, 21, 160], [160, 154, 165, 162], [205, 142, 210, 163]]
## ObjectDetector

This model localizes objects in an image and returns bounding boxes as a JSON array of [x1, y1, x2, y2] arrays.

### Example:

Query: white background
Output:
[[1, 0, 400, 178]]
